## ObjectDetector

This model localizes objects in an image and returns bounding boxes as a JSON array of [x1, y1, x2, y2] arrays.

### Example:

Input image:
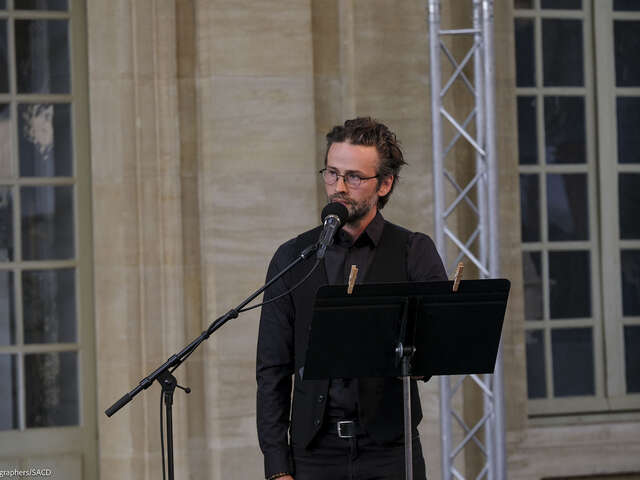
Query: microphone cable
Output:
[[168, 252, 320, 375], [238, 256, 321, 313], [239, 202, 347, 313]]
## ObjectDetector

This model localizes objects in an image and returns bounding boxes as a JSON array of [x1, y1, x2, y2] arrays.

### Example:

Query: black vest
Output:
[[285, 220, 423, 448]]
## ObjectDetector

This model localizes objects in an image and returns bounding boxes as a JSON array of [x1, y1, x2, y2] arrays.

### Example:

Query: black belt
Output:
[[329, 420, 366, 439]]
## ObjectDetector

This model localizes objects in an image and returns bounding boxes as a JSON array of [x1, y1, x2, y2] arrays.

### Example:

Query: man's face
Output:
[[325, 142, 393, 224]]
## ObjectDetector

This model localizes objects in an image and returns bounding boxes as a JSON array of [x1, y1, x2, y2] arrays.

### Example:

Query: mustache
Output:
[[329, 193, 355, 205]]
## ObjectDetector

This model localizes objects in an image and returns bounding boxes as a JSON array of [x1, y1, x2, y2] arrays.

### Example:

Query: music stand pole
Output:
[[397, 343, 416, 480]]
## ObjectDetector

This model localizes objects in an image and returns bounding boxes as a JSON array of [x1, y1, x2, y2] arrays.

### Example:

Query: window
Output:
[[515, 0, 640, 415], [0, 0, 96, 477]]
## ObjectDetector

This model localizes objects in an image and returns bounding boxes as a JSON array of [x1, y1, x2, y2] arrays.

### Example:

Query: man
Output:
[[257, 117, 447, 480]]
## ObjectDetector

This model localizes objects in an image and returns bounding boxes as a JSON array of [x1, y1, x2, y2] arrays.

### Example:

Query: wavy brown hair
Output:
[[325, 117, 407, 210]]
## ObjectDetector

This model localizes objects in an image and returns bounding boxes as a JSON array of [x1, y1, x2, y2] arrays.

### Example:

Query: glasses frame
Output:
[[318, 168, 379, 188]]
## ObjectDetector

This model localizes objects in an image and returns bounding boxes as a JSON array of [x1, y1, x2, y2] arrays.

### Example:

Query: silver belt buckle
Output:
[[337, 420, 354, 439]]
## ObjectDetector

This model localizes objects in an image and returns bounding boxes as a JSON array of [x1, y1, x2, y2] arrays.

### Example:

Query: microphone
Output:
[[317, 202, 349, 259]]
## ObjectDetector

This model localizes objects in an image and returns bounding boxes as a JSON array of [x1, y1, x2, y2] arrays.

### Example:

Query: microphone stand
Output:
[[105, 243, 319, 480]]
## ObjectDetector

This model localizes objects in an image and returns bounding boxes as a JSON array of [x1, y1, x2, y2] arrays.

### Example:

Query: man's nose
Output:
[[335, 175, 348, 192]]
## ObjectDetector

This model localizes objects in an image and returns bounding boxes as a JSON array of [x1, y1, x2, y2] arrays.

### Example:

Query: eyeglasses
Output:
[[319, 168, 379, 188]]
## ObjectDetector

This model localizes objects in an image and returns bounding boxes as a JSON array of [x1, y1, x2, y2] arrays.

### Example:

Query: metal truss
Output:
[[427, 2, 506, 480]]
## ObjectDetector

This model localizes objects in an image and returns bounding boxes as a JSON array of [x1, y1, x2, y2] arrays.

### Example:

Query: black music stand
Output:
[[303, 279, 510, 480]]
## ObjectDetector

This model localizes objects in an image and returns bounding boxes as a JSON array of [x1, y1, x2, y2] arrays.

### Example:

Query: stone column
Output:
[[193, 0, 317, 477], [88, 1, 191, 478]]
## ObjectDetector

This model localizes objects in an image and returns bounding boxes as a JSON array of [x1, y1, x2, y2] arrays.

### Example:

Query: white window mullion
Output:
[[593, 0, 627, 401], [582, 1, 606, 403], [543, 316, 553, 400]]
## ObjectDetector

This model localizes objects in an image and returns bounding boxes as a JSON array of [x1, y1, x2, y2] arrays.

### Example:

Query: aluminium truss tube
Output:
[[428, 4, 452, 480], [429, 0, 446, 266], [473, 0, 488, 280], [473, 3, 494, 480], [482, 2, 507, 480]]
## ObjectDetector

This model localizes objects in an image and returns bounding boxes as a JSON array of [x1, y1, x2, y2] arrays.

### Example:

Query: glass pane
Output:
[[515, 19, 535, 87], [520, 174, 540, 242], [0, 270, 15, 345], [18, 103, 72, 177], [15, 0, 68, 10], [543, 19, 584, 87], [0, 354, 18, 430], [21, 185, 74, 260], [619, 173, 640, 239], [0, 104, 12, 177], [617, 97, 640, 164], [541, 0, 581, 8], [25, 351, 78, 427], [549, 250, 591, 318], [624, 326, 640, 393], [615, 0, 640, 11], [517, 96, 538, 164], [0, 187, 13, 261], [615, 21, 640, 87], [15, 20, 70, 94], [621, 250, 640, 316], [523, 252, 543, 320], [544, 97, 586, 164], [23, 268, 75, 344], [514, 0, 533, 8], [552, 328, 595, 396], [526, 330, 546, 398], [0, 20, 8, 92], [547, 173, 589, 241]]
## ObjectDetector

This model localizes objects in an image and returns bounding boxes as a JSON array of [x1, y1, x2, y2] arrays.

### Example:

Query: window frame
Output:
[[593, 0, 640, 410], [517, 0, 640, 417], [0, 0, 97, 477]]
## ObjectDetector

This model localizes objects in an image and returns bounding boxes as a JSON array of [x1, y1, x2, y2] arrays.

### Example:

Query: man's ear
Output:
[[377, 175, 393, 197]]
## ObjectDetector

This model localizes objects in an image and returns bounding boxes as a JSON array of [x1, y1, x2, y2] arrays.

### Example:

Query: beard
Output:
[[328, 193, 376, 225]]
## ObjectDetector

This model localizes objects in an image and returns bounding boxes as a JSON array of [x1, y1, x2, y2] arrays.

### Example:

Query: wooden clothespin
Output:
[[452, 262, 464, 292], [347, 265, 359, 294]]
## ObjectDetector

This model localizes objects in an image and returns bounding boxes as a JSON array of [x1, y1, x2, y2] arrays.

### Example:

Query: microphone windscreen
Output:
[[321, 202, 349, 225]]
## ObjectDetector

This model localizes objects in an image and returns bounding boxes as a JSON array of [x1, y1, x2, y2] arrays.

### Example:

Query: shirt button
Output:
[[317, 394, 325, 403], [314, 418, 321, 426]]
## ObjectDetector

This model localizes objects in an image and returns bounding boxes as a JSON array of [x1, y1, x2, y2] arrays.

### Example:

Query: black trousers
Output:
[[292, 429, 427, 480]]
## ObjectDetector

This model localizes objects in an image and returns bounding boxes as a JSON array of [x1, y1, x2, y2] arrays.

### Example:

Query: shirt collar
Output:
[[335, 210, 384, 248]]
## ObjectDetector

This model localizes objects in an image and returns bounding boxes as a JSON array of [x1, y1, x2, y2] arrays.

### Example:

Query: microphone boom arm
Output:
[[104, 242, 319, 418]]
